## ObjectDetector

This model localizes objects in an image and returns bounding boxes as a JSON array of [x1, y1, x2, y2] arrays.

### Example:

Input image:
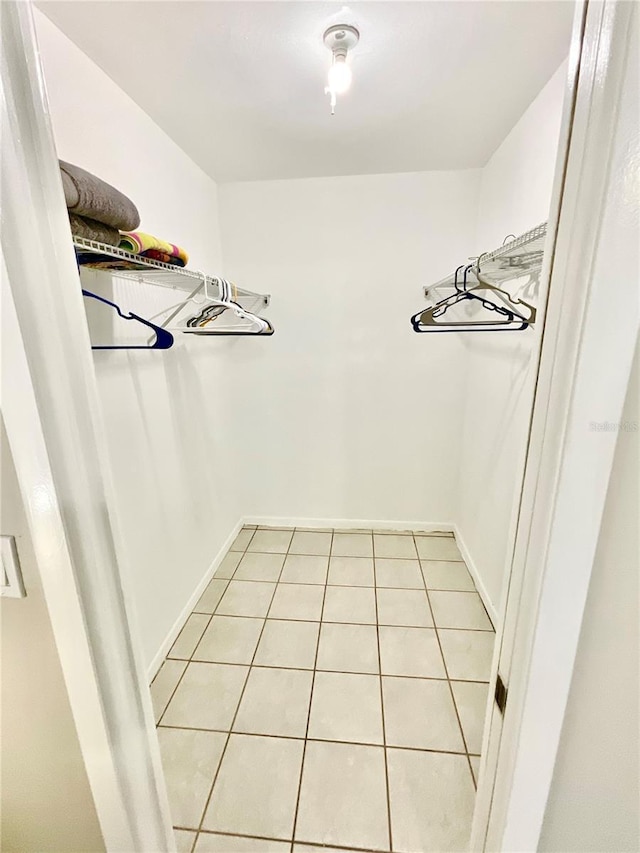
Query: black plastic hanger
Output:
[[411, 264, 532, 332]]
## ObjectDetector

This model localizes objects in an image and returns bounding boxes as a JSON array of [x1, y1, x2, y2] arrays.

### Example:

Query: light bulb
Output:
[[328, 56, 352, 94]]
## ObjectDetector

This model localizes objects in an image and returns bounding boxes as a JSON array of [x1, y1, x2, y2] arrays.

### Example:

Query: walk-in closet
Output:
[[5, 0, 603, 850]]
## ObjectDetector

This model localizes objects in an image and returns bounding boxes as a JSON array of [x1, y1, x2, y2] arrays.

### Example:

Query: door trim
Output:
[[3, 0, 636, 851], [472, 0, 639, 848], [1, 2, 174, 850]]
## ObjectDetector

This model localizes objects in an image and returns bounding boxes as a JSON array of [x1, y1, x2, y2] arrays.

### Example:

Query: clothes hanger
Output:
[[178, 275, 274, 336], [82, 289, 174, 349], [412, 296, 528, 332], [458, 262, 535, 319], [471, 257, 537, 325], [186, 303, 227, 327], [422, 261, 535, 326], [412, 264, 530, 332]]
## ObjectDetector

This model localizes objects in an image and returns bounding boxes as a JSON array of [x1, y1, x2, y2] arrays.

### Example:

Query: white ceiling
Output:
[[38, 1, 574, 183]]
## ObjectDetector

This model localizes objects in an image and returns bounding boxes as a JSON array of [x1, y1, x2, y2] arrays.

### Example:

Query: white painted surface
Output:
[[475, 62, 569, 250], [215, 60, 568, 621], [146, 519, 243, 680], [37, 1, 573, 181], [245, 517, 454, 534], [0, 421, 105, 853], [218, 169, 479, 524], [2, 0, 173, 843], [34, 10, 242, 668], [217, 61, 567, 617], [482, 2, 640, 846], [16, 1, 636, 850], [454, 62, 568, 616], [539, 342, 639, 852], [33, 7, 569, 670]]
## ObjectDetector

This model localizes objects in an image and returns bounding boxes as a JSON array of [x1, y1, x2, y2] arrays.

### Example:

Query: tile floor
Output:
[[150, 527, 495, 853]]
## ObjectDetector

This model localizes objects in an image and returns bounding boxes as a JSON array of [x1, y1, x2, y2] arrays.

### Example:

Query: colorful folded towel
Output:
[[60, 161, 140, 231], [119, 231, 189, 265], [69, 213, 120, 246]]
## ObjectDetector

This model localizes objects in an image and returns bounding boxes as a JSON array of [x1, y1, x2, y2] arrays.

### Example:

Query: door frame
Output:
[[473, 0, 639, 848], [1, 2, 174, 850], [1, 1, 636, 851]]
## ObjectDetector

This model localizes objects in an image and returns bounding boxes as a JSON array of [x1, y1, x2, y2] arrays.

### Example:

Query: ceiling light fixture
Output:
[[323, 24, 359, 115]]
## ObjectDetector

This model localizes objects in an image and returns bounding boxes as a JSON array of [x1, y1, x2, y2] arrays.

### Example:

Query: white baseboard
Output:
[[452, 523, 499, 628], [244, 516, 455, 535], [146, 518, 244, 681]]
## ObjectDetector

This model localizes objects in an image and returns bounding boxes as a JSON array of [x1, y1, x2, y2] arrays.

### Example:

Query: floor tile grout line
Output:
[[372, 533, 395, 853], [159, 662, 492, 683], [156, 631, 206, 728], [289, 527, 333, 853], [156, 722, 482, 756], [414, 533, 477, 790], [330, 529, 374, 561], [155, 537, 256, 725], [193, 530, 294, 839], [205, 574, 483, 593], [162, 527, 488, 845], [293, 841, 389, 853], [226, 548, 464, 563], [179, 611, 216, 665], [187, 827, 390, 853], [187, 828, 294, 846], [189, 610, 495, 633]]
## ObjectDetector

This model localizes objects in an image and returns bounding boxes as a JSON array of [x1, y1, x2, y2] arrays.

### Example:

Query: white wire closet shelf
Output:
[[74, 237, 272, 336], [412, 222, 546, 333], [474, 221, 547, 286], [423, 221, 547, 297]]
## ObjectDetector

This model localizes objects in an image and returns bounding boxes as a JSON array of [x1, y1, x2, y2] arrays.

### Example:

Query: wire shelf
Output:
[[473, 222, 547, 286], [423, 221, 547, 300], [73, 237, 270, 307]]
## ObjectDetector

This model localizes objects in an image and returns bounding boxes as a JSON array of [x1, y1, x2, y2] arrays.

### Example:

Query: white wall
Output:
[[218, 170, 479, 524], [454, 62, 568, 615], [539, 343, 639, 851], [35, 5, 569, 664], [475, 62, 569, 251], [218, 62, 567, 616], [35, 10, 242, 670]]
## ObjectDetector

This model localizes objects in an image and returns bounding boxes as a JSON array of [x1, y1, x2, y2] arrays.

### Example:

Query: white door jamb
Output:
[[1, 2, 174, 850], [472, 0, 639, 848]]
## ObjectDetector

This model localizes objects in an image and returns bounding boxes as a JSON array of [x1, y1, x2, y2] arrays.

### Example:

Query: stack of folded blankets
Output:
[[61, 160, 140, 246], [61, 160, 190, 269]]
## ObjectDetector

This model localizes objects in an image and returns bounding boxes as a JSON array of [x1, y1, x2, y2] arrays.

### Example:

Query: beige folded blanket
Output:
[[60, 160, 140, 231], [69, 213, 119, 246]]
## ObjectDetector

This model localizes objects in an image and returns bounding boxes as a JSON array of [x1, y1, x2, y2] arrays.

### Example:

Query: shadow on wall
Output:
[[81, 272, 243, 665], [454, 268, 542, 615]]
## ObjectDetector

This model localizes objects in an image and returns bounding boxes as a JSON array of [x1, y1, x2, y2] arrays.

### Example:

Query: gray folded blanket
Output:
[[60, 160, 140, 231], [69, 212, 120, 246]]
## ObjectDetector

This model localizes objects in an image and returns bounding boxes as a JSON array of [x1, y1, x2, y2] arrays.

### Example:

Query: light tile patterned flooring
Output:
[[151, 527, 495, 853]]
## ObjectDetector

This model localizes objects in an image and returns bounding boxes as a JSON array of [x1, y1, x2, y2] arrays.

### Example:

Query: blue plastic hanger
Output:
[[82, 289, 174, 350]]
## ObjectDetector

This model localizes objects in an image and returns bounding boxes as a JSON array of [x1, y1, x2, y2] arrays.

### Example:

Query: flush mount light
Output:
[[323, 24, 359, 115]]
